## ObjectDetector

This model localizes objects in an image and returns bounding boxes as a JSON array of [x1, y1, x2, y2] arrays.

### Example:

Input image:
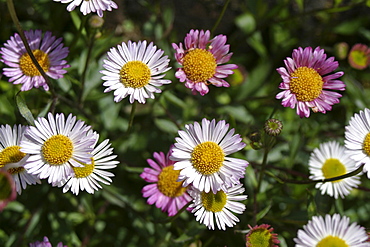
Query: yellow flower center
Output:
[[316, 235, 349, 247], [0, 146, 27, 168], [183, 48, 217, 83], [19, 49, 50, 77], [247, 228, 273, 247], [120, 61, 151, 88], [157, 165, 187, 197], [42, 134, 73, 165], [191, 141, 224, 175], [72, 158, 95, 178], [321, 158, 346, 182], [7, 167, 25, 175], [289, 66, 324, 102], [363, 133, 370, 156], [201, 190, 227, 212]]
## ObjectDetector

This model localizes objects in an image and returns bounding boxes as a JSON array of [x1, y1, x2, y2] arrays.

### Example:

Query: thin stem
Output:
[[126, 101, 137, 134], [211, 0, 231, 34], [278, 163, 365, 185], [6, 0, 58, 112]]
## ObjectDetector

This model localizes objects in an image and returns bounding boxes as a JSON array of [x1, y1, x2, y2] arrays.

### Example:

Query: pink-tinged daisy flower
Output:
[[57, 131, 118, 195], [140, 147, 192, 216], [0, 171, 17, 211], [53, 0, 118, 17], [170, 118, 248, 194], [294, 214, 370, 247], [0, 124, 40, 195], [0, 30, 69, 91], [189, 183, 247, 231], [246, 224, 280, 247], [276, 46, 345, 118], [345, 108, 370, 178], [309, 141, 361, 199], [100, 40, 171, 104], [172, 29, 238, 96], [20, 113, 97, 185], [29, 236, 67, 247], [348, 44, 370, 70]]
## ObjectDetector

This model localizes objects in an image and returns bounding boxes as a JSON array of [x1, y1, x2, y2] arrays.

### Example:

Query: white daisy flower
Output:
[[53, 0, 118, 17], [20, 112, 97, 185], [0, 124, 40, 195], [189, 183, 247, 231], [308, 141, 361, 199], [170, 118, 248, 194], [294, 214, 370, 247], [345, 108, 370, 178], [100, 40, 171, 104], [57, 131, 118, 195]]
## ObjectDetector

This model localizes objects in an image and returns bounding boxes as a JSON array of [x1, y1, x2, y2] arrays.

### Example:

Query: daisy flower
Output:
[[189, 183, 247, 231], [53, 0, 118, 17], [20, 113, 97, 185], [172, 29, 238, 96], [170, 118, 248, 194], [308, 141, 361, 199], [294, 214, 370, 247], [57, 131, 118, 195], [29, 236, 67, 247], [0, 30, 69, 91], [348, 44, 370, 70], [140, 146, 192, 216], [0, 124, 40, 195], [345, 108, 370, 178], [246, 224, 280, 247], [276, 46, 345, 118], [100, 40, 171, 104]]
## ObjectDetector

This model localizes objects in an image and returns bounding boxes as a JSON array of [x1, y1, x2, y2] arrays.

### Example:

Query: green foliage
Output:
[[1, 0, 370, 246]]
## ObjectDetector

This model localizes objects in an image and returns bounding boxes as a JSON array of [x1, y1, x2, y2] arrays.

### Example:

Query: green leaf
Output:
[[16, 92, 35, 125], [154, 118, 179, 134], [235, 12, 256, 34], [256, 201, 272, 222]]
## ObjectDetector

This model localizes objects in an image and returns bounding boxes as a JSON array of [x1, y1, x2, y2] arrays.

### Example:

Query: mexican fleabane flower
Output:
[[29, 236, 67, 247], [345, 108, 370, 178], [53, 0, 118, 17], [57, 131, 118, 195], [0, 124, 40, 195], [246, 224, 280, 247], [294, 214, 370, 247], [172, 29, 238, 96], [189, 183, 247, 231], [140, 147, 192, 216], [20, 113, 97, 185], [100, 40, 171, 104], [348, 44, 370, 70], [170, 118, 248, 194], [0, 30, 69, 91], [309, 141, 361, 199], [276, 46, 345, 118]]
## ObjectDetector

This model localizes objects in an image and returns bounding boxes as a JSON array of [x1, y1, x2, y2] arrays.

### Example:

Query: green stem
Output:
[[211, 0, 231, 34], [126, 101, 137, 134], [279, 163, 365, 184]]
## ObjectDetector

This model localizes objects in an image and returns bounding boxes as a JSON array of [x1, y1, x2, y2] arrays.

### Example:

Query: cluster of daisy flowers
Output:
[[141, 118, 249, 230], [0, 112, 118, 197]]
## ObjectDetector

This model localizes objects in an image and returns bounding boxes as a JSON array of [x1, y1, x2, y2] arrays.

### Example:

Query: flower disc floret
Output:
[[101, 40, 171, 104], [171, 118, 248, 193], [0, 30, 70, 91], [172, 29, 238, 96], [309, 141, 360, 199], [294, 214, 370, 247], [0, 146, 26, 167], [246, 224, 280, 247], [276, 46, 345, 118], [201, 190, 227, 212], [141, 148, 192, 216], [345, 108, 370, 178], [21, 113, 97, 185]]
